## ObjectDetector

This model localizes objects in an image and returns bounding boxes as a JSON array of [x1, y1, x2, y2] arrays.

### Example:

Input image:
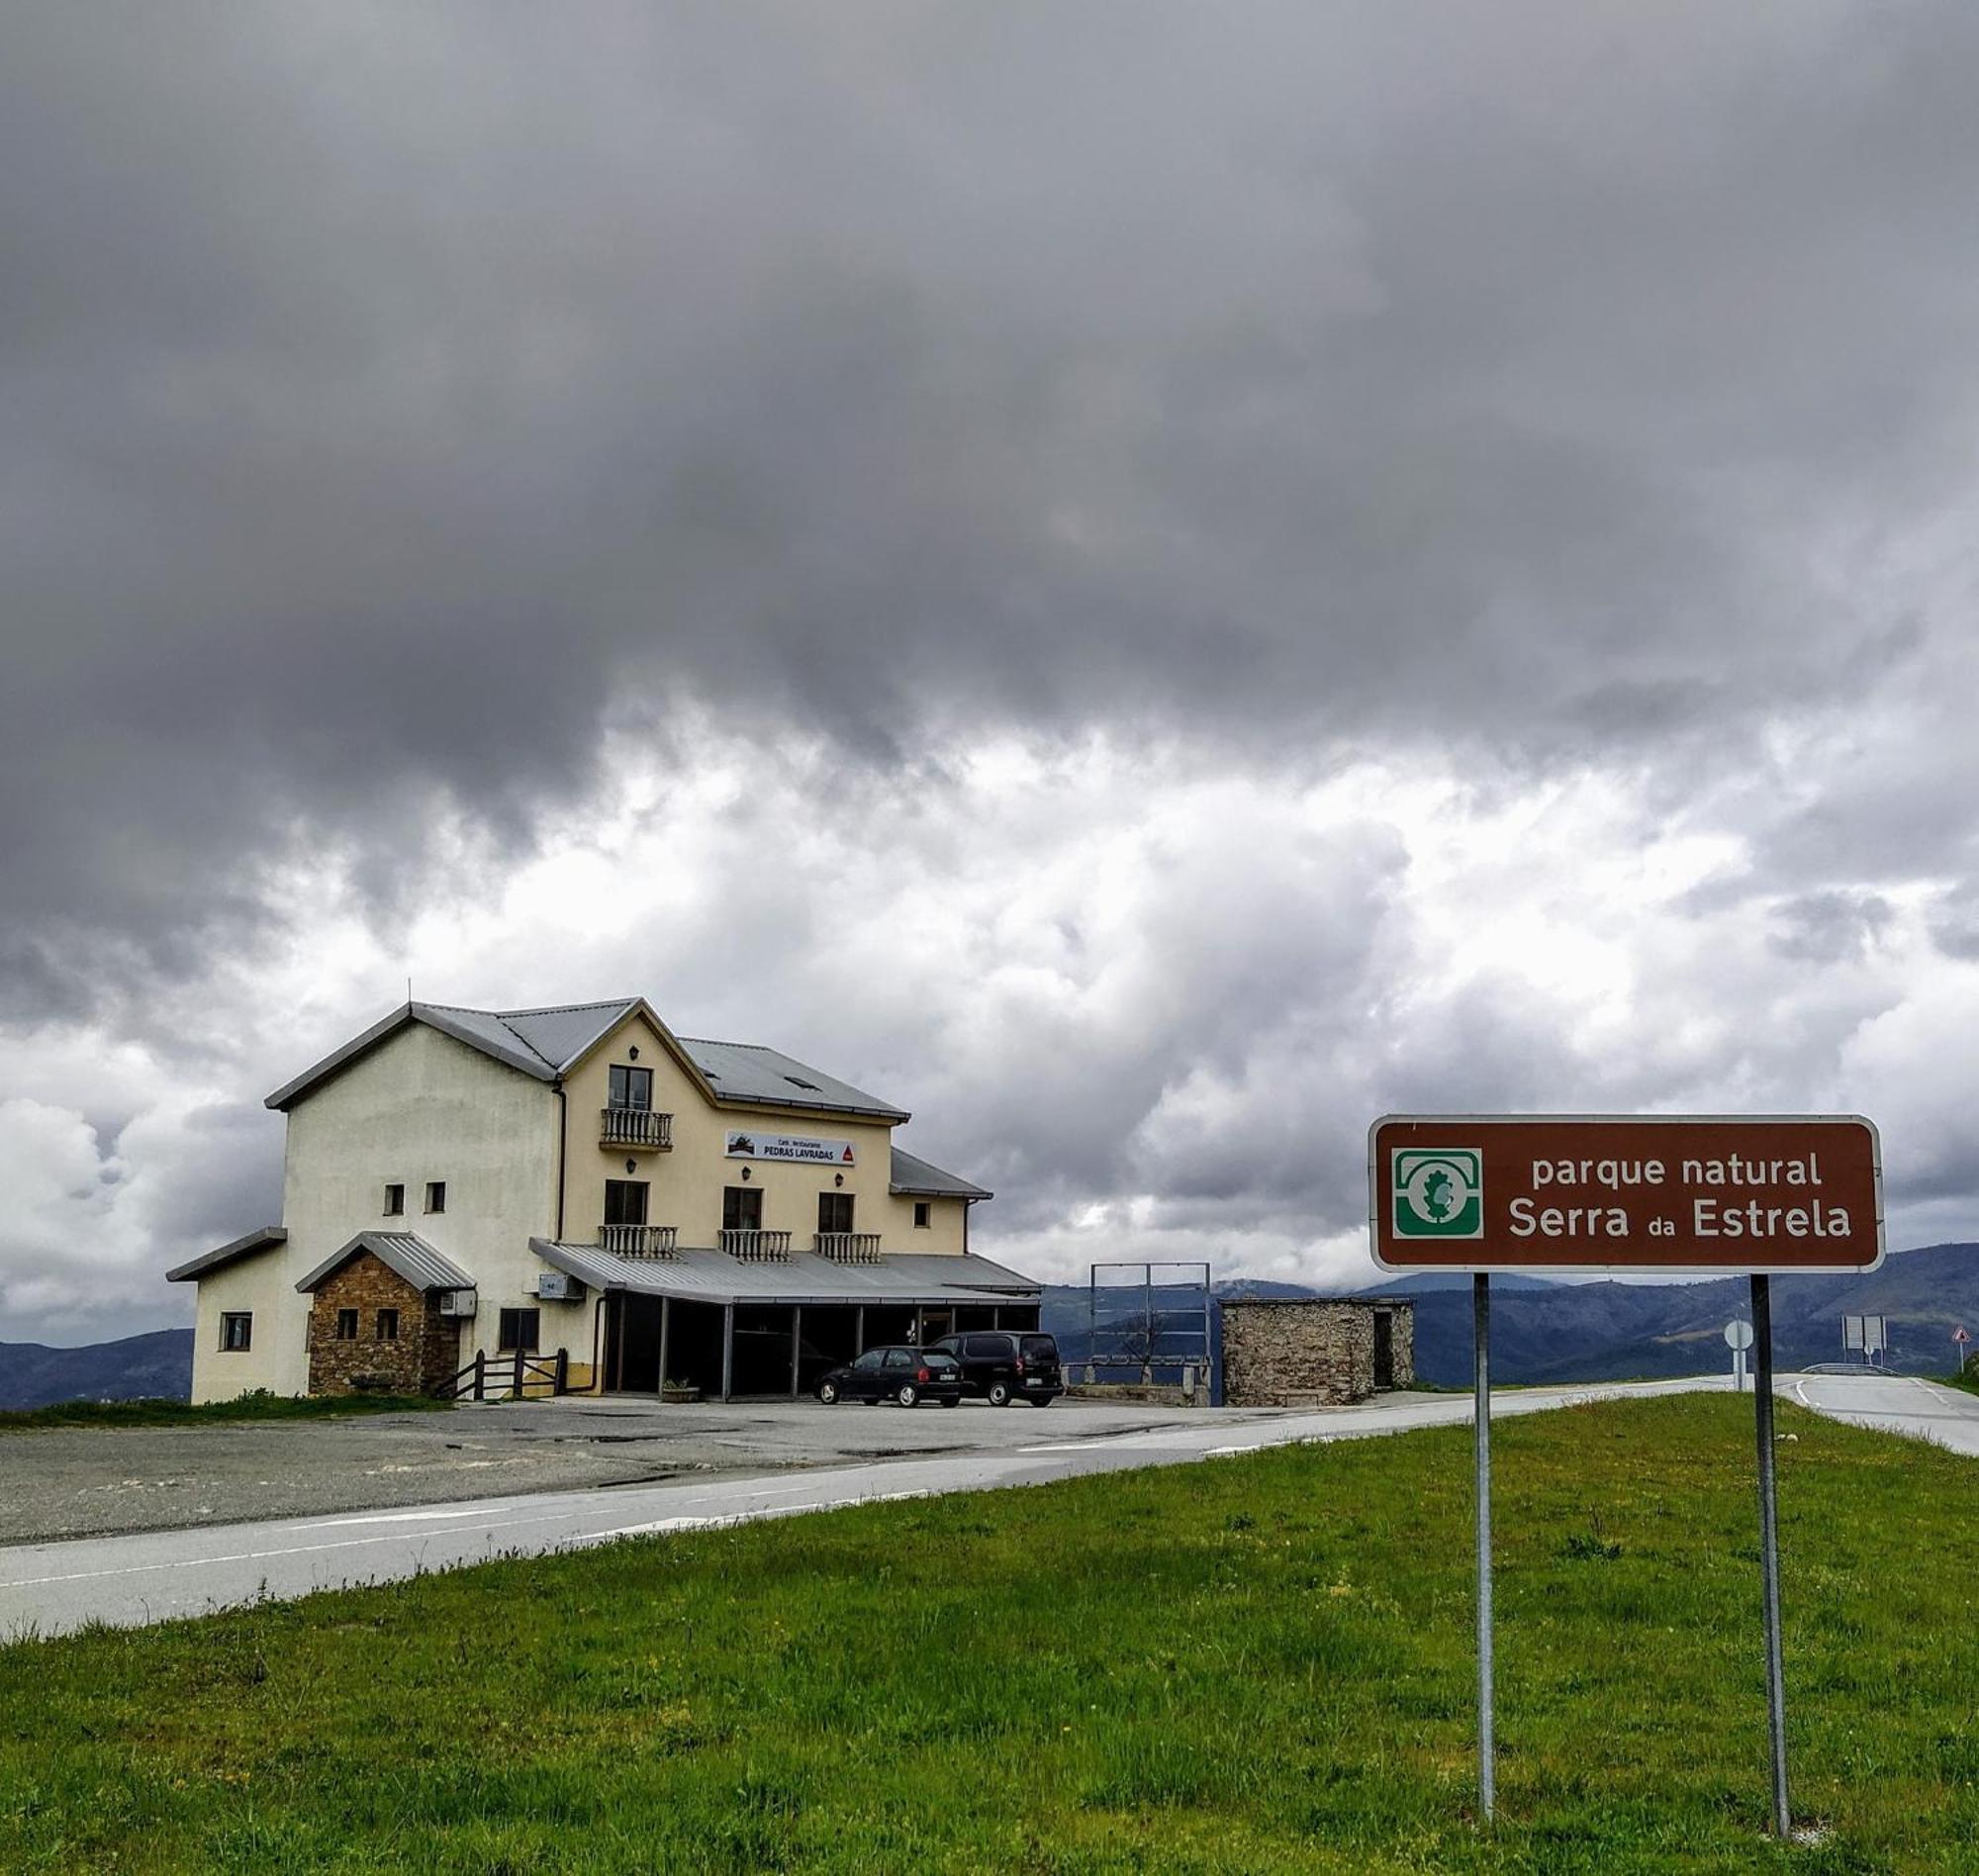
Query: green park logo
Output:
[[1392, 1148, 1484, 1238]]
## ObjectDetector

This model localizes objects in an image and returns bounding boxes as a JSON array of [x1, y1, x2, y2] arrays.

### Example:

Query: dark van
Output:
[[926, 1331, 1062, 1406]]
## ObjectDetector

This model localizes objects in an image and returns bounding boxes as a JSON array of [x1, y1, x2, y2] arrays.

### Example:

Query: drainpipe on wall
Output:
[[554, 1081, 567, 1241]]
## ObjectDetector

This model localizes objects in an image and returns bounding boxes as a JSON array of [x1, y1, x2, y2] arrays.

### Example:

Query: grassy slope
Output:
[[0, 1391, 451, 1433], [2, 1394, 1973, 1874]]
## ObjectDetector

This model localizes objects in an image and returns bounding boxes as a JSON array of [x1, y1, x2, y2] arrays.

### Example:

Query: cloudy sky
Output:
[[6, 2, 1979, 1345]]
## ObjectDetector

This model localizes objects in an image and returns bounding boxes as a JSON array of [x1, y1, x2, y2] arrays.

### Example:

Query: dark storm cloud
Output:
[[8, 0, 1979, 1019]]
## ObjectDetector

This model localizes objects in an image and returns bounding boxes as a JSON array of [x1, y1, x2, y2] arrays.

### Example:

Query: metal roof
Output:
[[266, 1001, 569, 1108], [491, 1000, 642, 1073], [295, 1232, 477, 1294], [889, 1146, 991, 1200], [529, 1240, 1039, 1307], [264, 996, 910, 1122], [166, 1225, 287, 1282], [676, 1037, 908, 1122]]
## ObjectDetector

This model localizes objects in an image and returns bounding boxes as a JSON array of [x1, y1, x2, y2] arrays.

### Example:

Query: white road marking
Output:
[[284, 1506, 518, 1531], [0, 1506, 594, 1589]]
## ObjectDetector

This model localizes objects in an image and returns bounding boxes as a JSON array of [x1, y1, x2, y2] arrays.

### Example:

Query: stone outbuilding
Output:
[[1219, 1296, 1415, 1407], [297, 1232, 476, 1397]]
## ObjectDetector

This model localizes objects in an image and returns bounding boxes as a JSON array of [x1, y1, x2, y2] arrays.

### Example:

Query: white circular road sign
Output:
[[1724, 1319, 1754, 1351]]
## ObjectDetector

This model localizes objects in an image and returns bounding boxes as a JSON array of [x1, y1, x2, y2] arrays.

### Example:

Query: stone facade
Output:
[[305, 1250, 461, 1396], [1219, 1297, 1415, 1407]]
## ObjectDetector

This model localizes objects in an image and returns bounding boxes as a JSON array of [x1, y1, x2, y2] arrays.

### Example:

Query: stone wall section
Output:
[[305, 1251, 460, 1396], [1387, 1304, 1416, 1391], [1220, 1298, 1415, 1407]]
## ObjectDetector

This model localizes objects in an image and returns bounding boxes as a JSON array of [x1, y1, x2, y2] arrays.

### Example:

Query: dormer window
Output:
[[609, 1065, 653, 1111]]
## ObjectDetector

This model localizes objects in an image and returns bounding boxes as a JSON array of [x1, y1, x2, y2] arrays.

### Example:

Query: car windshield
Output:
[[923, 1353, 958, 1370], [853, 1351, 883, 1370], [1021, 1336, 1058, 1361]]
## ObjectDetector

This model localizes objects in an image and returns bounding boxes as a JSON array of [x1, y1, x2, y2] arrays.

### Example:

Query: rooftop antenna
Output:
[[407, 975, 413, 1007]]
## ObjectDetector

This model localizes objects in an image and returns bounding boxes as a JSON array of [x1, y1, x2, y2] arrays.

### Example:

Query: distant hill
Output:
[[1358, 1242, 1979, 1386], [0, 1329, 194, 1410], [1041, 1243, 1979, 1391]]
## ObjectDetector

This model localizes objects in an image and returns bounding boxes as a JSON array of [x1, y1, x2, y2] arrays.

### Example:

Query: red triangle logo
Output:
[[842, 1147, 855, 1163]]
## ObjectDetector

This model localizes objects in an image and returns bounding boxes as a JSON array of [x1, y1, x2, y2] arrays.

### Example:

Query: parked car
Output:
[[926, 1331, 1063, 1405], [816, 1346, 964, 1407]]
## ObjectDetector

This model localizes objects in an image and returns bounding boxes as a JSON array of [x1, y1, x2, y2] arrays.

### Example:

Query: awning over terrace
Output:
[[528, 1239, 1040, 1309]]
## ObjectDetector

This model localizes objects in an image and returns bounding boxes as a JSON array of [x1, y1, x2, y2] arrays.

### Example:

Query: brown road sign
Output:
[[1369, 1114, 1883, 1274]]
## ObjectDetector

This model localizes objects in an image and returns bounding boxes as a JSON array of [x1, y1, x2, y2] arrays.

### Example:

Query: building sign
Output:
[[1370, 1115, 1882, 1273], [724, 1128, 856, 1167]]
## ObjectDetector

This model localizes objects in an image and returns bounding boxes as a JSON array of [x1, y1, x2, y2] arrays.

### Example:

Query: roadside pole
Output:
[[1749, 1275, 1790, 1836], [1473, 1270, 1495, 1823]]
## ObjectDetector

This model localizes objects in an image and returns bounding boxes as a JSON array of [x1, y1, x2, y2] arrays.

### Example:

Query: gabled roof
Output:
[[166, 1226, 287, 1282], [295, 1232, 476, 1294], [265, 996, 909, 1121], [678, 1037, 908, 1122], [889, 1146, 991, 1200], [266, 997, 647, 1109]]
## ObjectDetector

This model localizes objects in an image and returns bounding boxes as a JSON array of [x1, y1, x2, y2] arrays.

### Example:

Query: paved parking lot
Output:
[[0, 1395, 1319, 1544]]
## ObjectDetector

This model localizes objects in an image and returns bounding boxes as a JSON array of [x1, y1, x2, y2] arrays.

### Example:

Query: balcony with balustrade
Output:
[[720, 1228, 793, 1262], [600, 1107, 673, 1150], [813, 1232, 882, 1264], [597, 1223, 679, 1259]]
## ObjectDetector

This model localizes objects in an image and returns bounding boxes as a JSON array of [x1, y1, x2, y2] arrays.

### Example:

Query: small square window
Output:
[[608, 1064, 653, 1110], [913, 1201, 931, 1230], [604, 1178, 648, 1227], [220, 1311, 252, 1352], [383, 1182, 405, 1216], [376, 1308, 400, 1342], [424, 1180, 446, 1214], [335, 1308, 359, 1341], [498, 1307, 540, 1354]]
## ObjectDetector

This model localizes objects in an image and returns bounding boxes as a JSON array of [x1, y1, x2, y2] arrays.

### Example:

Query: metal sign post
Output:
[[1473, 1272, 1495, 1823], [1725, 1318, 1753, 1392], [1750, 1275, 1790, 1837]]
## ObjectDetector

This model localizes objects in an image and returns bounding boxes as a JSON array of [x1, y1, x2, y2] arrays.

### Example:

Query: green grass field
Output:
[[0, 1390, 452, 1434], [2, 1393, 1971, 1872]]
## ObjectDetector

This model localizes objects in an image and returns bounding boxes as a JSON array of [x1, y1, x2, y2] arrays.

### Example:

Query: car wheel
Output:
[[988, 1381, 1012, 1407], [897, 1382, 920, 1407], [817, 1379, 839, 1404]]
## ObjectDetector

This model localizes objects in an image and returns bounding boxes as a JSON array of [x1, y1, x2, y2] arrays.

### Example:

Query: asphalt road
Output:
[[1783, 1369, 1979, 1454], [0, 1377, 1720, 1640]]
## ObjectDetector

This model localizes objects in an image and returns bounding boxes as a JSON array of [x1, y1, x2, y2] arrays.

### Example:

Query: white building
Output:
[[168, 997, 1035, 1403]]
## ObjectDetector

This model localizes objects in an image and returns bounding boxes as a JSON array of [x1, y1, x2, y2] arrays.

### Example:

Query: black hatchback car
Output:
[[816, 1346, 964, 1407], [926, 1331, 1063, 1406]]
